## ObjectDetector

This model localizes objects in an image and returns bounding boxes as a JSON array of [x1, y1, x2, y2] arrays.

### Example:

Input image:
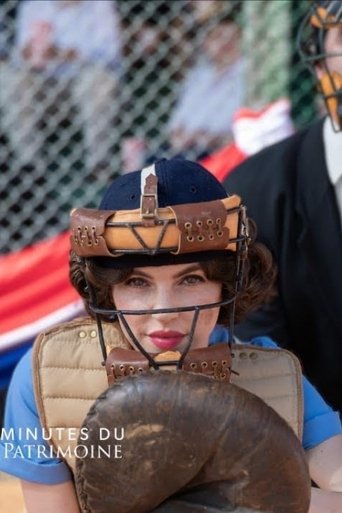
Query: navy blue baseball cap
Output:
[[94, 158, 231, 268], [99, 158, 227, 210]]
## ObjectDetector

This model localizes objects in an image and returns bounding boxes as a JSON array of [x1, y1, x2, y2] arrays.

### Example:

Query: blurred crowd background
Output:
[[0, 0, 320, 254]]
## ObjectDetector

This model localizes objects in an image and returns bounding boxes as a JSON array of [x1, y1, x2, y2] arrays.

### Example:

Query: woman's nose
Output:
[[149, 290, 180, 320]]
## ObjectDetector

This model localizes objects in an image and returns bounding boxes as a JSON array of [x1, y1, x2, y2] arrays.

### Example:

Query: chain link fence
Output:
[[0, 0, 318, 254]]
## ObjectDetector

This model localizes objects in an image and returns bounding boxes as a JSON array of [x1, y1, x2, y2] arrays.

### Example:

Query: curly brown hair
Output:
[[69, 223, 277, 325]]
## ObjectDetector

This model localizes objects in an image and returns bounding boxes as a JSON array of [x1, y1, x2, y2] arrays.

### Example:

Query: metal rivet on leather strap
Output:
[[239, 352, 248, 359], [91, 227, 99, 246], [79, 331, 86, 338], [90, 330, 97, 338], [250, 352, 258, 360]]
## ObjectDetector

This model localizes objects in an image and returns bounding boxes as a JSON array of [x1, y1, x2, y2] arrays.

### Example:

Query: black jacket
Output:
[[224, 119, 342, 412]]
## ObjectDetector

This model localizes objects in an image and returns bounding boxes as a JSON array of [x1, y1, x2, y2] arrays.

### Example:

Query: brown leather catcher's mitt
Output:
[[75, 371, 311, 513]]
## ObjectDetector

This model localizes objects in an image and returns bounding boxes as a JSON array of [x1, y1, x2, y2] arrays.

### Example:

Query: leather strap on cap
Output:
[[70, 195, 245, 257], [171, 200, 232, 254], [140, 164, 158, 221], [70, 208, 117, 257], [311, 6, 340, 28]]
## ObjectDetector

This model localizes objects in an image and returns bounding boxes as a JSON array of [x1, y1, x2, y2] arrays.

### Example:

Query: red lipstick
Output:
[[148, 330, 185, 350]]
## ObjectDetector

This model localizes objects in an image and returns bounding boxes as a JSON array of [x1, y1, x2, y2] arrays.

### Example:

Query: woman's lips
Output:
[[148, 331, 185, 350]]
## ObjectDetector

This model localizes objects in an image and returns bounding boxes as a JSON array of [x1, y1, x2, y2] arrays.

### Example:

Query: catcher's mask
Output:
[[70, 158, 249, 371], [297, 0, 342, 130]]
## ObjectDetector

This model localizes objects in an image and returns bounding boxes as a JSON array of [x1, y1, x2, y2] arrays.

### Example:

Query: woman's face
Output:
[[112, 263, 222, 354], [317, 26, 342, 77]]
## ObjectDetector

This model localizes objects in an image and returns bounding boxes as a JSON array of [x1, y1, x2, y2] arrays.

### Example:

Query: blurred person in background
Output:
[[0, 0, 122, 176], [223, 0, 342, 414], [118, 0, 193, 172], [167, 0, 245, 160]]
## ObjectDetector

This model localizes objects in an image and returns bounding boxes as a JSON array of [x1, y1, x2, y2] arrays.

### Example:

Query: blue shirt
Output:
[[0, 329, 341, 484]]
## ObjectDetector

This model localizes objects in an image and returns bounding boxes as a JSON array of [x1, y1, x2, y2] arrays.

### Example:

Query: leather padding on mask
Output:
[[75, 371, 310, 513]]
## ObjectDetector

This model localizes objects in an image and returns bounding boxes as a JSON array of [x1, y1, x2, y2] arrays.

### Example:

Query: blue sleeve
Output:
[[209, 325, 229, 344], [0, 349, 72, 484], [302, 376, 342, 450]]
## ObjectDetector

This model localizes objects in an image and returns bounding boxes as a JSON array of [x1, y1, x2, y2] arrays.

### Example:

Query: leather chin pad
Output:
[[75, 371, 311, 513]]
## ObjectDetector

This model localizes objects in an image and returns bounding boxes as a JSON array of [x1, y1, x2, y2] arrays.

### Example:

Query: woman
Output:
[[1, 158, 341, 513]]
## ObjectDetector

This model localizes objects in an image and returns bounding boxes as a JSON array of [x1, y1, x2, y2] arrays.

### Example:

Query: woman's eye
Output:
[[125, 277, 149, 288], [181, 274, 205, 285]]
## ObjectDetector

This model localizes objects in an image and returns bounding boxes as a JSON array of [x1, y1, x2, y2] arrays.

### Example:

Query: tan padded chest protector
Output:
[[33, 318, 303, 473]]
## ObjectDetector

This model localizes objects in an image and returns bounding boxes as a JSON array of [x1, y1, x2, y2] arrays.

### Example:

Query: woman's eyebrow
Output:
[[129, 265, 203, 280], [173, 265, 203, 279], [129, 270, 152, 278]]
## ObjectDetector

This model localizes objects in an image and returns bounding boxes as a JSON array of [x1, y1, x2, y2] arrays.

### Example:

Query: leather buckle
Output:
[[140, 193, 158, 219], [140, 172, 158, 220]]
